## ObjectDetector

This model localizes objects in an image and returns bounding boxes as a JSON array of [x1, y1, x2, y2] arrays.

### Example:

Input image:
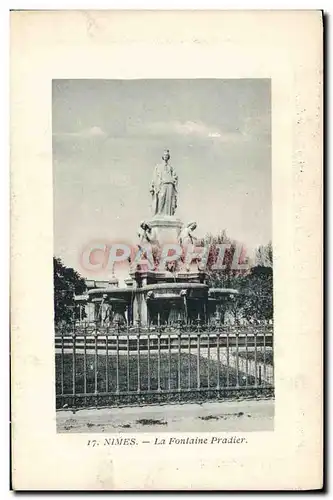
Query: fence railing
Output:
[[55, 322, 274, 410]]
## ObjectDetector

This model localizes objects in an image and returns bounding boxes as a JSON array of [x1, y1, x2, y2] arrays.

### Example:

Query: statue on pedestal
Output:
[[150, 149, 178, 216]]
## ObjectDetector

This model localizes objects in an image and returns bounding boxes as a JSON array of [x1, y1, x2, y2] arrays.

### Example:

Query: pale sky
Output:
[[53, 79, 271, 281]]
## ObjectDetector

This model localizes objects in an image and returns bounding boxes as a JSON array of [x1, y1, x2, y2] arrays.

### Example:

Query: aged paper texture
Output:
[[11, 10, 323, 490]]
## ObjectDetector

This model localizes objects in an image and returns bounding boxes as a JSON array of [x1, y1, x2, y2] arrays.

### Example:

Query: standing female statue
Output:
[[150, 149, 178, 216]]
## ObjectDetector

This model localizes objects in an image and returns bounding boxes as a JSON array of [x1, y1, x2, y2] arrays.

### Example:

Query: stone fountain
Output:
[[75, 149, 239, 326]]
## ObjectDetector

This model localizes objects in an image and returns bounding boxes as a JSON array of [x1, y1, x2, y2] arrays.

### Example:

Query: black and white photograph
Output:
[[53, 78, 274, 433], [11, 9, 323, 491]]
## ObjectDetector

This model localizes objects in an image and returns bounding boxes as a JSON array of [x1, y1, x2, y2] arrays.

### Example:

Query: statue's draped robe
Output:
[[151, 162, 178, 216]]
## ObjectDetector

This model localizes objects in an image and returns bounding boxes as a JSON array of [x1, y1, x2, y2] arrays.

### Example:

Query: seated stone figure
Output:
[[131, 221, 159, 271], [179, 222, 197, 245]]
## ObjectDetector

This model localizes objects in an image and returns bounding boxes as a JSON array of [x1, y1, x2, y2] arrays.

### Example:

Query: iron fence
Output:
[[55, 321, 274, 410]]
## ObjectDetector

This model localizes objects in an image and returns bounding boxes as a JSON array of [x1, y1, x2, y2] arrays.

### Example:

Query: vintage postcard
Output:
[[11, 10, 323, 490]]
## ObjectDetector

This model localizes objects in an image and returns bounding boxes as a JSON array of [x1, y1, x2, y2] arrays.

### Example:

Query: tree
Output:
[[199, 230, 249, 289], [202, 236, 273, 322], [240, 241, 273, 321], [196, 231, 250, 323], [240, 265, 273, 321], [53, 257, 86, 324]]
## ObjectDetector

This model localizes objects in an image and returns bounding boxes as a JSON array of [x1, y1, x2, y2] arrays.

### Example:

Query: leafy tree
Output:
[[255, 241, 273, 267], [195, 230, 249, 323], [53, 257, 86, 324], [225, 292, 246, 323], [201, 235, 273, 322]]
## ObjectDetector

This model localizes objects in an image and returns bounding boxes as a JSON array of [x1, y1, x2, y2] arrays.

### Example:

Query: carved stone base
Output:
[[147, 215, 183, 246], [131, 277, 209, 326]]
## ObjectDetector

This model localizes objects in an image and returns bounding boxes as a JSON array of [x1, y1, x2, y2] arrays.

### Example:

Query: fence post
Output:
[[216, 319, 221, 391], [177, 314, 182, 392], [196, 314, 201, 389], [157, 313, 161, 392]]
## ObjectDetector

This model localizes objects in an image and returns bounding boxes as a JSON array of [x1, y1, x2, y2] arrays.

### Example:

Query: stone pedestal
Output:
[[147, 215, 183, 245]]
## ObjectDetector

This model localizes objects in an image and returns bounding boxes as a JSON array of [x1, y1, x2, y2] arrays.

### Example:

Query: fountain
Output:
[[75, 149, 239, 326]]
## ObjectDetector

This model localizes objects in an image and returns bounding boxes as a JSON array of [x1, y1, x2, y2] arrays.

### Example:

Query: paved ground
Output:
[[56, 398, 274, 433]]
